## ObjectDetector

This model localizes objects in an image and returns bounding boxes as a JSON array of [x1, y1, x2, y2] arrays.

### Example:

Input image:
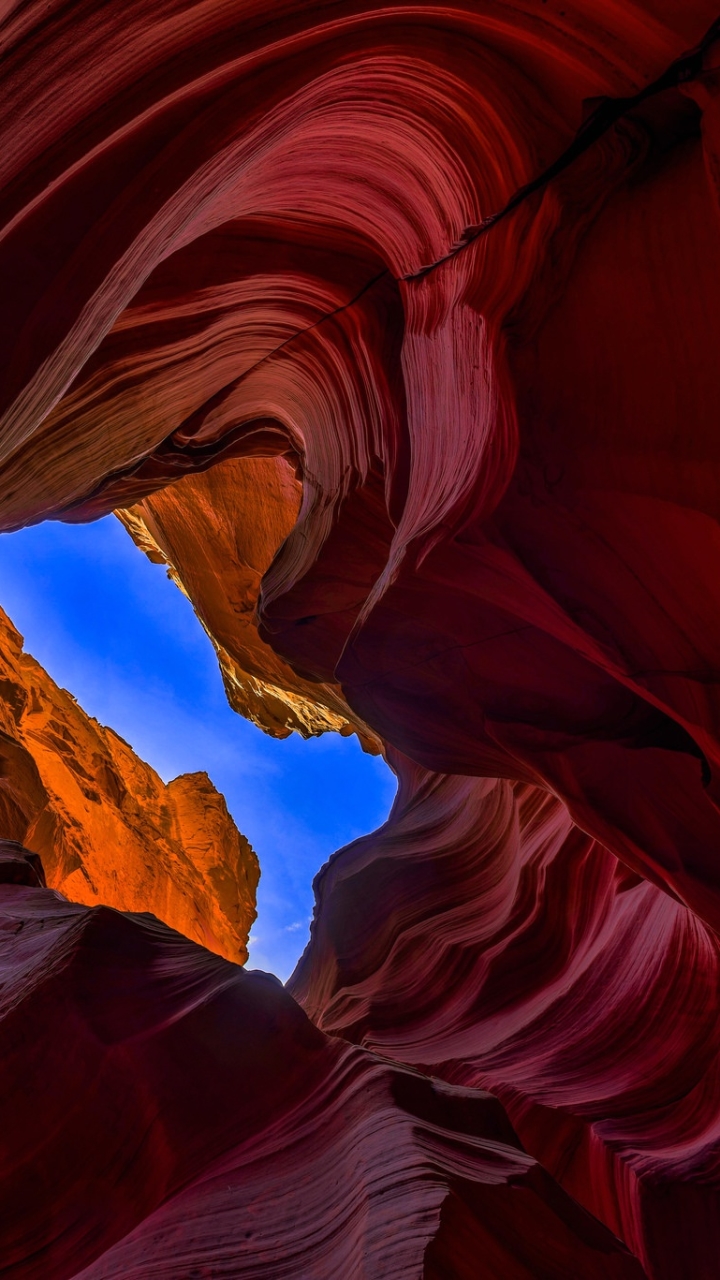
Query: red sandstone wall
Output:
[[2, 1, 720, 1275]]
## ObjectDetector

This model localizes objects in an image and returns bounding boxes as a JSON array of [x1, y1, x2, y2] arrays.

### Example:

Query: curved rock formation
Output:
[[0, 606, 258, 962], [0, 839, 46, 886], [291, 751, 720, 1278], [0, 874, 645, 1279], [2, 0, 720, 1275], [3, 0, 720, 928], [117, 457, 381, 749]]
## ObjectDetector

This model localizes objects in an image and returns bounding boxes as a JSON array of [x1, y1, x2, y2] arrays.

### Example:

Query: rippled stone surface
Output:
[[0, 880, 645, 1279], [2, 1, 720, 1274]]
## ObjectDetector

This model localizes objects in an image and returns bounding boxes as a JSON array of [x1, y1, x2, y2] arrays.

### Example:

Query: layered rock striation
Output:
[[0, 873, 646, 1279], [2, 0, 720, 1276], [3, 0, 720, 929], [0, 606, 259, 962], [291, 751, 720, 1278]]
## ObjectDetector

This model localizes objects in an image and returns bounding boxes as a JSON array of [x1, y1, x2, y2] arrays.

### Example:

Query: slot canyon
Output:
[[2, 1, 720, 1275]]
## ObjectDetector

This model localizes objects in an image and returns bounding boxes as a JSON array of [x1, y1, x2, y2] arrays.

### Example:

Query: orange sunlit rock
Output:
[[118, 455, 381, 750], [3, 0, 720, 1275], [0, 606, 258, 962]]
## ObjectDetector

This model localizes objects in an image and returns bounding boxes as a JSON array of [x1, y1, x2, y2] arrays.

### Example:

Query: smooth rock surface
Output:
[[0, 884, 645, 1279], [2, 1, 720, 1275], [291, 750, 720, 1278]]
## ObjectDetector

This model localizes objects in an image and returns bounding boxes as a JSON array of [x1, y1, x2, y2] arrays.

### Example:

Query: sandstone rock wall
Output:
[[0, 605, 258, 962], [0, 877, 646, 1280], [2, 0, 720, 1276], [291, 749, 720, 1278], [117, 456, 382, 750]]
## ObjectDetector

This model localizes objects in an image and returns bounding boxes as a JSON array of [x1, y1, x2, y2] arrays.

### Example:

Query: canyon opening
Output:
[[0, 513, 395, 978], [1, 2, 720, 1278]]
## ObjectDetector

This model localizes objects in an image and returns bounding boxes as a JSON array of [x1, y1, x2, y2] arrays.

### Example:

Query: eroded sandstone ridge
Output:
[[0, 606, 259, 962], [117, 458, 381, 749], [2, 0, 720, 1276]]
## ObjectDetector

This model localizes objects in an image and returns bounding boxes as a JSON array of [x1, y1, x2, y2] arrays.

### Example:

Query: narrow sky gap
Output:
[[0, 515, 396, 980]]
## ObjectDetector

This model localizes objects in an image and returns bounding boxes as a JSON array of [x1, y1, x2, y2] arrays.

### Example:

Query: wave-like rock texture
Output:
[[291, 751, 720, 1278], [0, 606, 258, 962], [0, 876, 646, 1279], [3, 0, 720, 927], [3, 0, 720, 1275]]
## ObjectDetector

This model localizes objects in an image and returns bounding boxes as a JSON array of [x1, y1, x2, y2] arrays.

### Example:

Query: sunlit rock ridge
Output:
[[0, 605, 259, 962], [1, 0, 720, 1276]]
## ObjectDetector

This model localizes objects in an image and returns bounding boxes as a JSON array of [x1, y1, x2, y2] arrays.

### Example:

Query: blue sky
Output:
[[0, 515, 395, 980]]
